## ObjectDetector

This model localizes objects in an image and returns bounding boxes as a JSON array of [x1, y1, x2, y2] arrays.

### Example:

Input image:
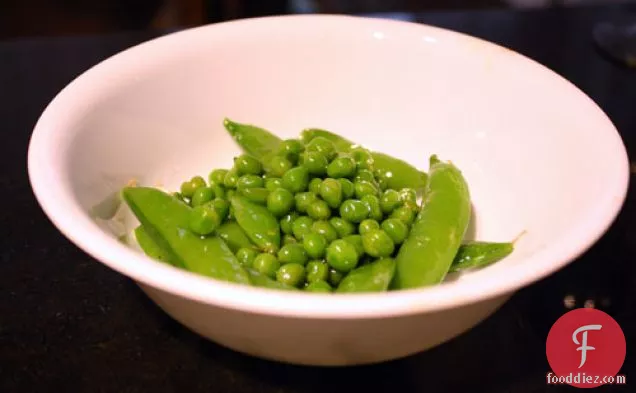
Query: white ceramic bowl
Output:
[[28, 15, 629, 366]]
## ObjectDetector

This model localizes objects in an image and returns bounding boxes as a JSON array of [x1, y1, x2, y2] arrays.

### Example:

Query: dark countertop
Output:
[[1, 5, 635, 393]]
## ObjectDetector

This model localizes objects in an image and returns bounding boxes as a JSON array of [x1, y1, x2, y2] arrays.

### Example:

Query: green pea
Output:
[[391, 206, 416, 226], [305, 136, 336, 161], [277, 139, 304, 163], [295, 192, 318, 213], [210, 198, 230, 221], [359, 219, 380, 235], [305, 280, 332, 293], [213, 185, 226, 200], [180, 181, 197, 198], [253, 253, 280, 279], [234, 154, 263, 176], [239, 187, 269, 205], [354, 169, 376, 184], [292, 216, 315, 240], [190, 176, 206, 190], [308, 178, 323, 194], [237, 174, 264, 190], [265, 177, 283, 192], [398, 188, 419, 210], [267, 156, 293, 177], [343, 234, 365, 256], [208, 169, 229, 186], [191, 186, 215, 207], [283, 234, 298, 245], [329, 217, 356, 238], [267, 188, 295, 217], [311, 220, 338, 243], [381, 218, 409, 244], [327, 155, 356, 178], [280, 212, 298, 235], [328, 268, 344, 287], [362, 229, 395, 258], [282, 166, 309, 193], [354, 180, 379, 199], [306, 260, 329, 282], [303, 233, 327, 259], [223, 170, 240, 189], [326, 239, 359, 272], [307, 199, 331, 220], [225, 189, 235, 203], [338, 178, 355, 199], [339, 199, 369, 223], [319, 178, 343, 209], [377, 177, 389, 191], [236, 247, 258, 267], [351, 147, 374, 171], [276, 263, 306, 287], [188, 205, 221, 235], [380, 189, 402, 214], [302, 151, 329, 176], [374, 168, 392, 190], [278, 243, 308, 265], [362, 194, 383, 221]]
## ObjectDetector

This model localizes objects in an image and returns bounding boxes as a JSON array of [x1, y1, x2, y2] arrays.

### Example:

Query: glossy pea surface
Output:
[[326, 239, 359, 272], [339, 199, 369, 223]]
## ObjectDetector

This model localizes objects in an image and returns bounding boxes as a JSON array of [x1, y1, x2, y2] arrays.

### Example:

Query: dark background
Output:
[[0, 0, 627, 40]]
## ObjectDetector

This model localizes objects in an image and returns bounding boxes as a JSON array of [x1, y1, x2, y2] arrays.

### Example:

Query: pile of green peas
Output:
[[177, 136, 420, 292]]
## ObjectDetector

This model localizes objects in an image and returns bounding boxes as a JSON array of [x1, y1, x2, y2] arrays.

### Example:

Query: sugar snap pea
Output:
[[392, 155, 471, 289], [134, 225, 173, 264], [122, 187, 250, 284], [450, 239, 518, 272], [300, 128, 427, 190], [215, 221, 255, 253], [223, 118, 282, 162], [336, 257, 396, 293], [230, 195, 281, 253]]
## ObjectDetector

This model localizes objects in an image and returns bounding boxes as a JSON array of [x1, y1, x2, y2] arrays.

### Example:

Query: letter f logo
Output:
[[572, 324, 602, 368]]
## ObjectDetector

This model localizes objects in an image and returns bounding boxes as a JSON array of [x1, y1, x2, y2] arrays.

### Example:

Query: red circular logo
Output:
[[546, 308, 626, 388]]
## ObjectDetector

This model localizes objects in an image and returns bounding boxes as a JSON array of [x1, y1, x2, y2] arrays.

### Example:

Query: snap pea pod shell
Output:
[[301, 128, 355, 152], [392, 156, 471, 289], [134, 225, 174, 265], [301, 128, 427, 190], [336, 257, 396, 293], [133, 220, 290, 291], [246, 269, 298, 291], [449, 241, 513, 273], [215, 221, 255, 253], [122, 187, 250, 284], [230, 195, 281, 253], [223, 118, 282, 162]]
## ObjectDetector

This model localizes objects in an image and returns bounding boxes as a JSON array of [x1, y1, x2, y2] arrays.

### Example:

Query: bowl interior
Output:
[[29, 15, 629, 317]]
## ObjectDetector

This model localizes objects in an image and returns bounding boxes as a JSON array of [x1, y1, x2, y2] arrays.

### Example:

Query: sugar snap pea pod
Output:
[[230, 195, 281, 253], [134, 225, 174, 265], [122, 187, 250, 284], [336, 258, 396, 293], [372, 152, 428, 191], [246, 269, 298, 291], [300, 128, 427, 190], [223, 118, 282, 161], [301, 128, 355, 151], [215, 221, 255, 253], [392, 155, 471, 289], [449, 241, 513, 273]]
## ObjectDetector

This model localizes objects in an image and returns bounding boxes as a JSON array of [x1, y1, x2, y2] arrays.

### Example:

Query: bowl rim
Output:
[[27, 14, 630, 319]]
